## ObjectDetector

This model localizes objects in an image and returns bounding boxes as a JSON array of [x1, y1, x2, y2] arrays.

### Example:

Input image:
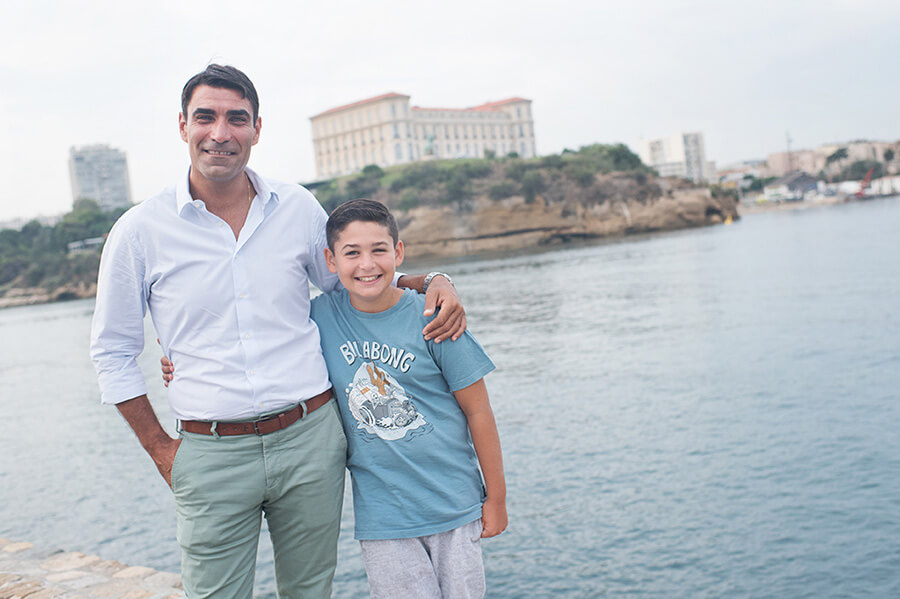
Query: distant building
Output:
[[68, 144, 132, 211], [766, 140, 898, 178], [765, 150, 825, 178], [637, 132, 715, 183], [310, 93, 537, 179], [763, 171, 819, 202], [716, 159, 767, 187]]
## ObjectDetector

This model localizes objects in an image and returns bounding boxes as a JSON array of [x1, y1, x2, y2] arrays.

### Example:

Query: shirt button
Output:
[[244, 333, 251, 339]]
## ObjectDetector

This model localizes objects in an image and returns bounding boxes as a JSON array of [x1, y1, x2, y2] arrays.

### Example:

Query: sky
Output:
[[1, 0, 898, 222]]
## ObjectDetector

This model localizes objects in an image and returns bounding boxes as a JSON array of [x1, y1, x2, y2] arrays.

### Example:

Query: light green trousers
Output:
[[171, 399, 347, 599]]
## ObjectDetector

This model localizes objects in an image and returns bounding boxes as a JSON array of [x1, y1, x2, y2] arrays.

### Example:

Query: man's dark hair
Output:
[[326, 199, 399, 250], [181, 64, 260, 121]]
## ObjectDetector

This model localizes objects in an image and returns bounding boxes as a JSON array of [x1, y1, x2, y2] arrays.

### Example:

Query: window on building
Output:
[[521, 142, 527, 156], [519, 124, 524, 137], [395, 144, 402, 160], [393, 124, 399, 139], [517, 107, 522, 118]]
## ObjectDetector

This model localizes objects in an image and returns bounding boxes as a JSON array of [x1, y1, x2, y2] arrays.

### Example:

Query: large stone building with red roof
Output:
[[310, 92, 536, 179]]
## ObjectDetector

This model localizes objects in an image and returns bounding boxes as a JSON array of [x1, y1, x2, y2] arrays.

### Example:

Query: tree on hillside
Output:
[[835, 160, 882, 182], [884, 149, 895, 164], [825, 147, 850, 182], [826, 147, 848, 166], [521, 171, 546, 204]]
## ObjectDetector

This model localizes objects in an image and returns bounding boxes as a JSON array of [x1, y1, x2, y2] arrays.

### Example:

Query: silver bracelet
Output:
[[423, 272, 453, 293]]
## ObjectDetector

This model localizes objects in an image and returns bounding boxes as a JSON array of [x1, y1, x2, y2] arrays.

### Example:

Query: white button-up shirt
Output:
[[90, 168, 340, 421]]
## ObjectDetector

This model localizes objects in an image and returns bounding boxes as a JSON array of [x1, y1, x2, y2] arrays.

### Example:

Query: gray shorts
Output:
[[359, 519, 485, 599]]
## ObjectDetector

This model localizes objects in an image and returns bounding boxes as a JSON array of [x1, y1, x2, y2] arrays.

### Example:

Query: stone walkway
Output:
[[0, 539, 183, 599]]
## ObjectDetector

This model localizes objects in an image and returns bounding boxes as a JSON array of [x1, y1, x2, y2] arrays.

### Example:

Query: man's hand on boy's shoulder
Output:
[[421, 275, 466, 343]]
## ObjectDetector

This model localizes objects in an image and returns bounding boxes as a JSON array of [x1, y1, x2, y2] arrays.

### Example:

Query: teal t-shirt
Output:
[[310, 288, 495, 540]]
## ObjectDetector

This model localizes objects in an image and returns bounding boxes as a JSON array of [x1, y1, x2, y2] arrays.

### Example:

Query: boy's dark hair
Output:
[[181, 64, 260, 121], [326, 199, 399, 250]]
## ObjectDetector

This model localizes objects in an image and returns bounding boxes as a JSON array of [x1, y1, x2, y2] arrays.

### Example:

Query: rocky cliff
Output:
[[396, 178, 738, 260]]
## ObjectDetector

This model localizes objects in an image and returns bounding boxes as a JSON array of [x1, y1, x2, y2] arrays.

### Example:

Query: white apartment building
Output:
[[310, 93, 536, 179], [68, 144, 132, 211], [638, 132, 715, 183]]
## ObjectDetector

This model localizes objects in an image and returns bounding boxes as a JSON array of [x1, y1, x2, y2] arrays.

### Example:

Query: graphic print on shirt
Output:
[[346, 361, 427, 441]]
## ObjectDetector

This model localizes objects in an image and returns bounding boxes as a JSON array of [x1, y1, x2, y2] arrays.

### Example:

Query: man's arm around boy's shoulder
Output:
[[397, 274, 466, 343], [454, 379, 508, 538]]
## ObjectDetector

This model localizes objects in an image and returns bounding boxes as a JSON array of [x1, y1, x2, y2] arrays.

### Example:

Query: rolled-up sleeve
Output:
[[90, 216, 149, 404]]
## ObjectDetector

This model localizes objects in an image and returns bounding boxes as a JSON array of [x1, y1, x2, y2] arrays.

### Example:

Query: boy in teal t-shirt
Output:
[[312, 199, 507, 597]]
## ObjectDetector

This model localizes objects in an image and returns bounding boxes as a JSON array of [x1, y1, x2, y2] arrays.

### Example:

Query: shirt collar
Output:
[[176, 166, 280, 216]]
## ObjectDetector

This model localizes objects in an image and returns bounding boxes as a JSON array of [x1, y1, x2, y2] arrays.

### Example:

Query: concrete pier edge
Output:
[[0, 538, 183, 599]]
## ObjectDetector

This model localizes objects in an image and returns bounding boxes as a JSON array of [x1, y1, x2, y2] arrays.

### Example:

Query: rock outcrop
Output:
[[399, 186, 738, 260]]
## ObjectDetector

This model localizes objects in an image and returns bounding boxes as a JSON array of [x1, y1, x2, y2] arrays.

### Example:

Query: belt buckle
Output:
[[252, 413, 279, 435]]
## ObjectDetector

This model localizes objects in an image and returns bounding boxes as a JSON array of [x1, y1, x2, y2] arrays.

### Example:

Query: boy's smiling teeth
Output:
[[357, 275, 380, 282]]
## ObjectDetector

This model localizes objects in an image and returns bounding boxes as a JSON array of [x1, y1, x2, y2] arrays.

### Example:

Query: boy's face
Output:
[[325, 220, 404, 310]]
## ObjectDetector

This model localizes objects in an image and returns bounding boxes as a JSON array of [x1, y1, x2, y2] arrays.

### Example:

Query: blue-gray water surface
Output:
[[2, 198, 899, 597]]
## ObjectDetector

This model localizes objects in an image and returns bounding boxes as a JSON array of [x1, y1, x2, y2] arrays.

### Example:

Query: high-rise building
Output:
[[68, 144, 132, 210], [638, 132, 715, 183], [310, 93, 536, 179]]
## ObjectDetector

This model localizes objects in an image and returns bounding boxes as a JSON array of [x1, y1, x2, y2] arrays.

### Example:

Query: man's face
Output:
[[179, 85, 261, 184]]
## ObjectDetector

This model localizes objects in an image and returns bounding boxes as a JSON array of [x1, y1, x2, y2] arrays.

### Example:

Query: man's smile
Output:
[[203, 149, 237, 156]]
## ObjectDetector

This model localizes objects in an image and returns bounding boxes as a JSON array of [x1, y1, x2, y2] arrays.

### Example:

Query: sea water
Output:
[[2, 198, 899, 597]]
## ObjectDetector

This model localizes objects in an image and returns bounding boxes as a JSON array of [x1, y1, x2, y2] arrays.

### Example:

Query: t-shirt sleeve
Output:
[[428, 328, 495, 392]]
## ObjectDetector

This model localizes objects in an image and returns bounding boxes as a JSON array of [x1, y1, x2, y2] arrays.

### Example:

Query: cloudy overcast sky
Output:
[[1, 0, 898, 221]]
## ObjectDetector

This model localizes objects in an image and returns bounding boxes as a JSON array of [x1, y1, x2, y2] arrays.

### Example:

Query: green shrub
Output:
[[442, 172, 471, 204], [521, 171, 545, 204], [564, 163, 595, 187], [488, 182, 517, 201], [540, 154, 564, 169], [361, 164, 385, 178], [398, 190, 420, 211], [346, 174, 380, 199]]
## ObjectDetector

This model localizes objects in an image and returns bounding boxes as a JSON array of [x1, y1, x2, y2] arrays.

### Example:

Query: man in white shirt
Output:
[[90, 64, 465, 599]]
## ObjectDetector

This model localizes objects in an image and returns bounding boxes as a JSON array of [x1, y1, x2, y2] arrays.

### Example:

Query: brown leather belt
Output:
[[180, 389, 332, 436]]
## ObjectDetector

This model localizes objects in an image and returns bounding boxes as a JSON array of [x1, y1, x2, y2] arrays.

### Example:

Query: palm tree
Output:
[[826, 147, 849, 181]]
